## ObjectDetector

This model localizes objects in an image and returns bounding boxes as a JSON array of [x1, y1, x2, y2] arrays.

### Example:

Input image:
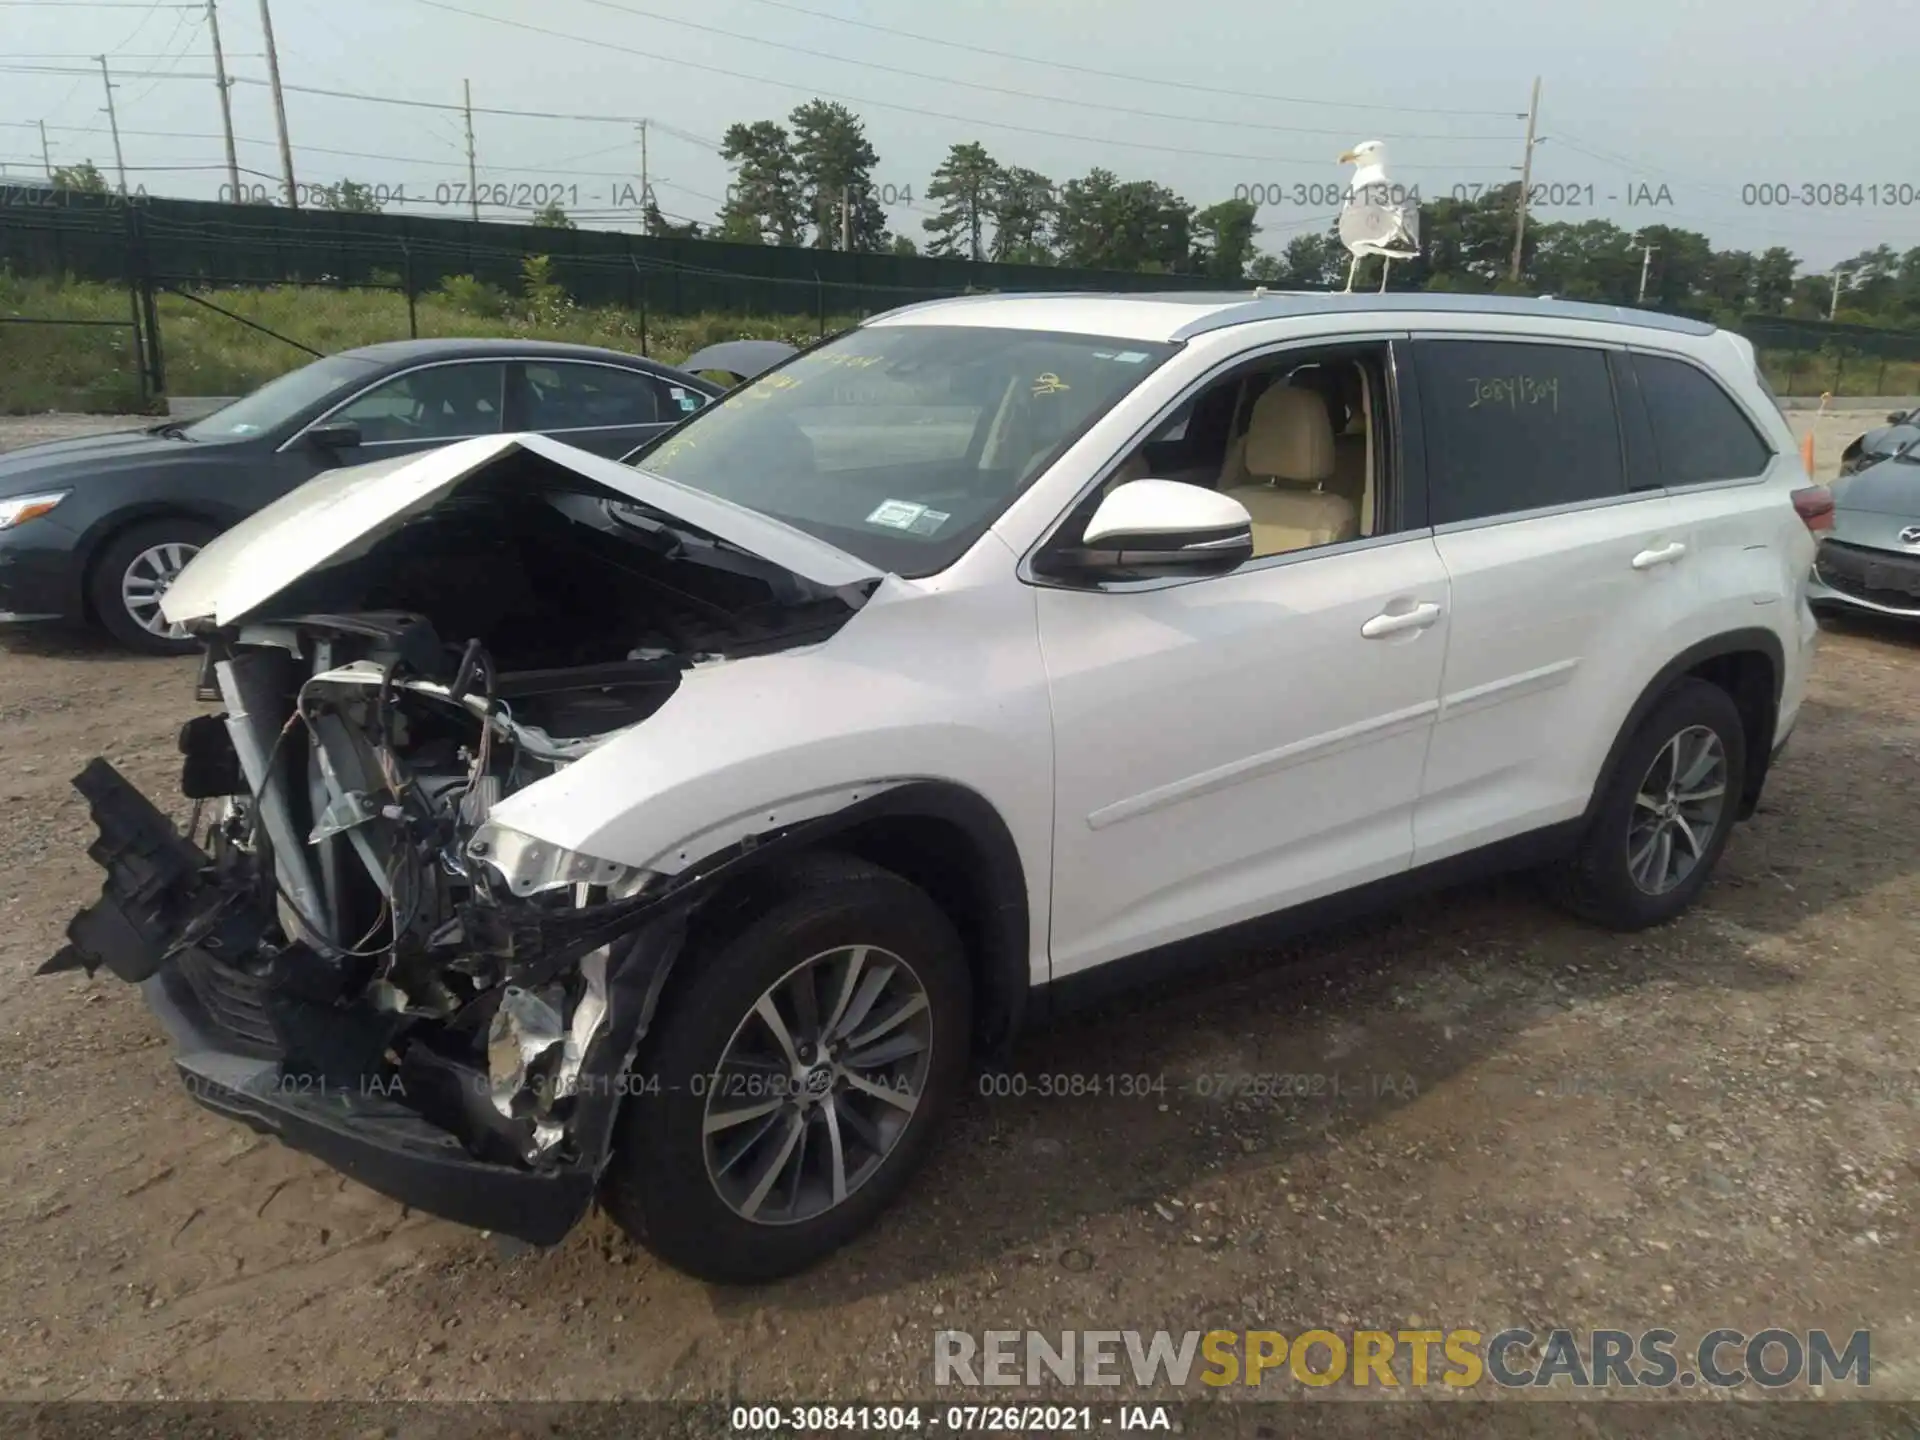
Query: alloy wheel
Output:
[[702, 944, 933, 1226], [1627, 724, 1729, 896], [120, 541, 201, 639]]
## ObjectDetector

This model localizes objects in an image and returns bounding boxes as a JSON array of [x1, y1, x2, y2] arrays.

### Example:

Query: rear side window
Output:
[[1633, 353, 1772, 484], [1414, 340, 1625, 525]]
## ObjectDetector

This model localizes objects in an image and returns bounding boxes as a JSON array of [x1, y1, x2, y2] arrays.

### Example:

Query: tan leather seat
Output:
[[1222, 387, 1359, 556]]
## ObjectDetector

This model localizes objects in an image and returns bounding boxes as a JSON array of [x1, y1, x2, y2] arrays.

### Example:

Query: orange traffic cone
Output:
[[1801, 391, 1831, 478]]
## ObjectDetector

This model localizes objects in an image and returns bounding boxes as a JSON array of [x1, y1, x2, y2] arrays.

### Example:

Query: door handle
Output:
[[1361, 602, 1443, 639], [1632, 542, 1688, 570]]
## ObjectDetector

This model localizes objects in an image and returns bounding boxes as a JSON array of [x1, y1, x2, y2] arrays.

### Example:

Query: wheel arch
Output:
[[1585, 627, 1785, 828], [662, 781, 1032, 1059]]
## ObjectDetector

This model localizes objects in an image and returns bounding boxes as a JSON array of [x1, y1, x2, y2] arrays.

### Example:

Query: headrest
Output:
[[1244, 385, 1335, 484]]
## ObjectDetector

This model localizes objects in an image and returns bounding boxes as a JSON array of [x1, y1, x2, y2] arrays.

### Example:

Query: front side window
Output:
[[1633, 353, 1772, 485], [517, 362, 667, 430], [1415, 340, 1625, 525], [185, 353, 382, 440], [333, 362, 506, 444], [629, 325, 1176, 575]]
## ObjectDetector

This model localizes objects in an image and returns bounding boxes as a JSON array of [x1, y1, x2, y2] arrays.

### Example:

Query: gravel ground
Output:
[[1, 413, 1917, 1418]]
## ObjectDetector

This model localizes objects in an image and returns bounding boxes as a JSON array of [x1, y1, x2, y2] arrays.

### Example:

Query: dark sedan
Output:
[[0, 338, 722, 651], [1838, 406, 1920, 476]]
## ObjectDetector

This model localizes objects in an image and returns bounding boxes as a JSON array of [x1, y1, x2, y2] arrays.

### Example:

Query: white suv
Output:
[[50, 292, 1821, 1282]]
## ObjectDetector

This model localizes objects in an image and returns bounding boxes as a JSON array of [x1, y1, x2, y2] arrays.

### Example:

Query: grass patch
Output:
[[1, 269, 854, 414]]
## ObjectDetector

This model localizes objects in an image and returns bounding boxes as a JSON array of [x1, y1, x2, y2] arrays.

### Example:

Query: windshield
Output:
[[627, 324, 1176, 575], [185, 353, 384, 440]]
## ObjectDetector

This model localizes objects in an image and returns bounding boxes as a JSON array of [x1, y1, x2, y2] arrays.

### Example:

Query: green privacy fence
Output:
[[0, 187, 1238, 322], [6, 187, 1920, 403]]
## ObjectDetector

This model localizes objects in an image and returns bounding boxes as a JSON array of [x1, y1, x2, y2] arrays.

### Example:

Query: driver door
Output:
[[298, 361, 509, 471], [1038, 339, 1451, 979]]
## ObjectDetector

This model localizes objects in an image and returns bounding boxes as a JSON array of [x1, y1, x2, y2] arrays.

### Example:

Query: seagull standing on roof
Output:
[[1336, 140, 1421, 293]]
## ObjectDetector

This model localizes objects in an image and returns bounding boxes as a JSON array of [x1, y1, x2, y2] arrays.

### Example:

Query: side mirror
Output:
[[1051, 479, 1254, 578], [305, 420, 363, 451]]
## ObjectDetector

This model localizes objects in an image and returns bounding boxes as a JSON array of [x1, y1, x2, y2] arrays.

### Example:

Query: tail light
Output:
[[1791, 486, 1834, 533]]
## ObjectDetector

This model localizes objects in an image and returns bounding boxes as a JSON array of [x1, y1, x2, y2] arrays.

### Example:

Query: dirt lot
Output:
[[1, 411, 1917, 1414]]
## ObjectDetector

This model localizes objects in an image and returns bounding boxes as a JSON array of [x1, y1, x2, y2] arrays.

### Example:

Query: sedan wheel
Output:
[[120, 541, 201, 642], [89, 518, 218, 654]]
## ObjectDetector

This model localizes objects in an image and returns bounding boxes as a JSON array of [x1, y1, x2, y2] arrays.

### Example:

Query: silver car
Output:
[[1808, 453, 1920, 618]]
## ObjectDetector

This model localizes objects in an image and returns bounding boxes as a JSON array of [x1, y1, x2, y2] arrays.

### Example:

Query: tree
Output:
[[988, 166, 1055, 264], [922, 142, 1000, 262], [531, 201, 576, 229], [1274, 231, 1346, 289], [51, 160, 108, 194], [311, 179, 383, 213], [788, 100, 888, 250], [644, 198, 702, 239], [1053, 168, 1192, 272], [717, 119, 806, 246], [1191, 198, 1259, 279], [1751, 247, 1799, 315], [891, 234, 918, 256]]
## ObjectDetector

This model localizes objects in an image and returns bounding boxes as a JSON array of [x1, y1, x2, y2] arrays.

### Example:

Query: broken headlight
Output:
[[466, 820, 655, 899]]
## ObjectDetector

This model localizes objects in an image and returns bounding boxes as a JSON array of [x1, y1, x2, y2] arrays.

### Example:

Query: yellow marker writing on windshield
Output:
[[1032, 372, 1071, 396]]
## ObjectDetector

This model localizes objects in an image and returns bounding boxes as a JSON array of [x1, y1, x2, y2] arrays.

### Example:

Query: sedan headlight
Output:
[[0, 491, 71, 530]]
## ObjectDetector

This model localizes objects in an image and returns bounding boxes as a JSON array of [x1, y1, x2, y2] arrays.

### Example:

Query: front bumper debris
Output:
[[48, 759, 686, 1246]]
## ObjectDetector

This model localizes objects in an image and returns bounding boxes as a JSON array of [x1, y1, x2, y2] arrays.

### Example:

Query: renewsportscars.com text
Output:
[[934, 1327, 1871, 1390]]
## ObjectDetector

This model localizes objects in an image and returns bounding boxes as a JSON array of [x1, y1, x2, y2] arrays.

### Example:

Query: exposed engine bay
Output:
[[50, 449, 870, 1193]]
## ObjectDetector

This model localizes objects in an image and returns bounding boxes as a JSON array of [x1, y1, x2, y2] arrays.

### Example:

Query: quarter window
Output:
[[1415, 340, 1625, 525], [1633, 353, 1772, 484]]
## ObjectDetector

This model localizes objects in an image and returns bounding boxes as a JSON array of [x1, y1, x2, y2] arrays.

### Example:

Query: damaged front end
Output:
[[45, 437, 877, 1243]]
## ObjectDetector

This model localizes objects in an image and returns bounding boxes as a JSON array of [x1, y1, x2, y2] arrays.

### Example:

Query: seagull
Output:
[[1336, 140, 1421, 292]]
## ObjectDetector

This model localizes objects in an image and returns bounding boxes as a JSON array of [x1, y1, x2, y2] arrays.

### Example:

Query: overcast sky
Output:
[[3, 0, 1916, 270]]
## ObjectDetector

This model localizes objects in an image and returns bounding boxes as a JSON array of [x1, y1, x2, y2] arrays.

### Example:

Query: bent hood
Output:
[[162, 431, 884, 627]]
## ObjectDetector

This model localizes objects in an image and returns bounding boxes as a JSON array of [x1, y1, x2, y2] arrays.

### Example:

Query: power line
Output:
[[401, 0, 1516, 170], [718, 0, 1527, 119], [554, 0, 1518, 142]]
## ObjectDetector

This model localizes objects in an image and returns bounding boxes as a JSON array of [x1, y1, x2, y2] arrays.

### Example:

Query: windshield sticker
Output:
[[668, 386, 702, 413], [1032, 372, 1071, 396], [1110, 351, 1151, 364], [865, 499, 950, 535]]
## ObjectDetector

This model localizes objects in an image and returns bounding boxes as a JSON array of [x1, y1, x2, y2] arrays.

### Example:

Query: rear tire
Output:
[[88, 518, 216, 654], [1547, 678, 1747, 930], [601, 854, 971, 1283]]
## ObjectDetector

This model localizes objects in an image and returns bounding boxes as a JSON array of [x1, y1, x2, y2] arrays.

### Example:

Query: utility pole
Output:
[[206, 0, 241, 199], [38, 119, 53, 180], [638, 119, 650, 232], [1636, 239, 1658, 304], [462, 80, 479, 222], [840, 185, 851, 250], [95, 56, 128, 195], [1508, 75, 1541, 284], [1829, 268, 1847, 321], [257, 0, 297, 207]]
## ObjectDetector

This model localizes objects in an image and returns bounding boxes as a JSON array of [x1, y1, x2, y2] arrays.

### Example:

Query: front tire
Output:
[[88, 518, 216, 654], [1548, 678, 1748, 930], [602, 854, 972, 1283]]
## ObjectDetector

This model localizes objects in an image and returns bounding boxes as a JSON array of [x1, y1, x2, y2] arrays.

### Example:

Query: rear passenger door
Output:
[[509, 361, 697, 457], [1626, 348, 1792, 617], [1409, 335, 1686, 865]]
